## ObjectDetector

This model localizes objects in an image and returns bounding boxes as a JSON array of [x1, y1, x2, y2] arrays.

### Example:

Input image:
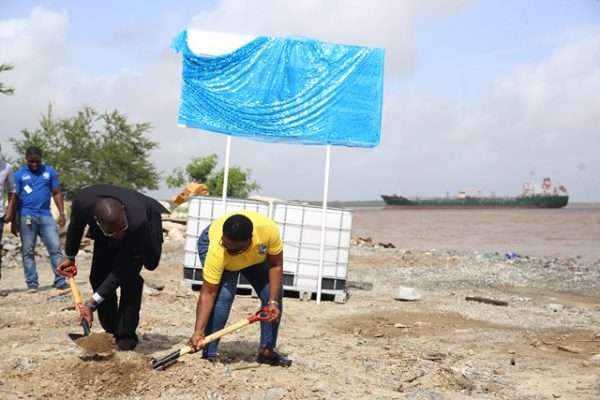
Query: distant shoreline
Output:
[[298, 200, 599, 209]]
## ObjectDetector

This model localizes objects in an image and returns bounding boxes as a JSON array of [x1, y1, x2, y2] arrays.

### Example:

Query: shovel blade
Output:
[[68, 332, 85, 341], [68, 320, 90, 341]]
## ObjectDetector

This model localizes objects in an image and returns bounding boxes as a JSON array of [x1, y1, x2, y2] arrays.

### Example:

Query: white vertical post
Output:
[[316, 145, 331, 304], [221, 135, 232, 214]]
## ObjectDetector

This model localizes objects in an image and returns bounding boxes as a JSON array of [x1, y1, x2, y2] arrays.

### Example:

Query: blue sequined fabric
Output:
[[172, 30, 384, 147]]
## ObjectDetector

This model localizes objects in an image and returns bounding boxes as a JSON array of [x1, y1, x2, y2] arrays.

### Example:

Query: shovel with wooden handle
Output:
[[60, 265, 91, 340], [151, 307, 271, 371]]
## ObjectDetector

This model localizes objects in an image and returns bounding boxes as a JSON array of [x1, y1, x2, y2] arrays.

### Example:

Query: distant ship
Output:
[[381, 177, 569, 209]]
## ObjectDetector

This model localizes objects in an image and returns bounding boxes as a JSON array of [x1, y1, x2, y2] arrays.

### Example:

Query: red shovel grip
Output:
[[59, 265, 78, 278]]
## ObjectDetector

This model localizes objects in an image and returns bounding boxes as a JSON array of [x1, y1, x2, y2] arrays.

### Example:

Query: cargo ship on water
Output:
[[382, 177, 568, 209]]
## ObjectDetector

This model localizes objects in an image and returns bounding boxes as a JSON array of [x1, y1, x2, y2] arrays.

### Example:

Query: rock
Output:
[[557, 345, 581, 354], [18, 358, 37, 370], [393, 286, 422, 301], [144, 279, 165, 291], [3, 243, 18, 252], [547, 303, 564, 312], [347, 281, 373, 291], [168, 229, 185, 241], [162, 221, 186, 232]]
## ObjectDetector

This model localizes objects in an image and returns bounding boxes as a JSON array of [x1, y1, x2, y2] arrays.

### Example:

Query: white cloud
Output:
[[1, 2, 599, 202], [188, 0, 477, 74]]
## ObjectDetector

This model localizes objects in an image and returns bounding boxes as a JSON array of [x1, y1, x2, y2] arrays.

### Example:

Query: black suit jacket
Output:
[[65, 185, 169, 297]]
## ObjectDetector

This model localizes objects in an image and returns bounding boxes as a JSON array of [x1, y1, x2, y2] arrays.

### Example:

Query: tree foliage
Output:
[[11, 104, 160, 200], [0, 63, 15, 95], [166, 153, 261, 198]]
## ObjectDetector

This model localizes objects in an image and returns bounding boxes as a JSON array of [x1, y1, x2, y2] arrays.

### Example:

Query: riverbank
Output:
[[1, 236, 599, 399]]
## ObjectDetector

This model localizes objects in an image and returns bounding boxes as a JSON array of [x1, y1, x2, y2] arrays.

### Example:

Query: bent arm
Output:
[[51, 188, 66, 228], [189, 281, 219, 351], [266, 251, 284, 319], [4, 168, 16, 223], [63, 199, 86, 259], [4, 193, 15, 223], [194, 281, 219, 335], [10, 193, 19, 236]]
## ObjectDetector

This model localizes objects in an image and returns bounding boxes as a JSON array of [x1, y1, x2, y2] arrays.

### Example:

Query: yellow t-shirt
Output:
[[202, 210, 283, 284]]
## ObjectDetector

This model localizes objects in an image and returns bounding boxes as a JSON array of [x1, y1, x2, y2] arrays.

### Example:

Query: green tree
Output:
[[11, 104, 160, 200], [0, 63, 15, 95], [166, 153, 261, 198]]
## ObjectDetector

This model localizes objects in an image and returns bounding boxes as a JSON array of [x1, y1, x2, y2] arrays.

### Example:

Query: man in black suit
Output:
[[57, 184, 168, 350]]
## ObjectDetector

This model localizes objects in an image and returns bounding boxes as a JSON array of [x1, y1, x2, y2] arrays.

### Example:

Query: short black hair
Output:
[[94, 197, 124, 225], [223, 214, 253, 242], [25, 146, 42, 158]]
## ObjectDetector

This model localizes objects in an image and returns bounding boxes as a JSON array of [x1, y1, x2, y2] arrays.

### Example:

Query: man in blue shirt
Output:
[[11, 147, 68, 292], [0, 145, 16, 280]]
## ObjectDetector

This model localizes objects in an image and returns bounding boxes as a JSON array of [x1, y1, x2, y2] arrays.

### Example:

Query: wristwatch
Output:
[[84, 300, 97, 311]]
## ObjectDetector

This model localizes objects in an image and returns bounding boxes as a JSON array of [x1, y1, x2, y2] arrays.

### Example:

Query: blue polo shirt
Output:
[[14, 164, 61, 216]]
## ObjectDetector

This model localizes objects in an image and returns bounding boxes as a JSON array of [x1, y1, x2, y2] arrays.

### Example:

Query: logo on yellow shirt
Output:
[[258, 244, 267, 255]]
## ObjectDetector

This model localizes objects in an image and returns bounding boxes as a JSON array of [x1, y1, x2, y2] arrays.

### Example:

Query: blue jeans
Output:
[[20, 214, 66, 289], [197, 226, 283, 357]]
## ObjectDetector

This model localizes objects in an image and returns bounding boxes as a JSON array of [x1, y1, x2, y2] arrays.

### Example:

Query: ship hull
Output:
[[381, 195, 569, 209]]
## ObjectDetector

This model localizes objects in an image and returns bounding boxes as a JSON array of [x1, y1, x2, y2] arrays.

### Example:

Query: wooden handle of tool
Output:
[[67, 276, 83, 307], [202, 318, 251, 344], [151, 317, 253, 370], [67, 275, 91, 336]]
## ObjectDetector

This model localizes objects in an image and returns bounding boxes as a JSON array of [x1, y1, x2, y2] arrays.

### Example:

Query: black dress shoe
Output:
[[257, 350, 292, 367], [117, 337, 138, 351]]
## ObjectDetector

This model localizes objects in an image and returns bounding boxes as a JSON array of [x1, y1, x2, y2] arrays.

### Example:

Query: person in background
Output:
[[188, 210, 291, 367], [57, 184, 168, 351], [11, 146, 68, 292], [0, 145, 16, 280]]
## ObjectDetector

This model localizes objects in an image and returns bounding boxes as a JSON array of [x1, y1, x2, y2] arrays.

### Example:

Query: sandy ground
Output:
[[0, 238, 599, 400]]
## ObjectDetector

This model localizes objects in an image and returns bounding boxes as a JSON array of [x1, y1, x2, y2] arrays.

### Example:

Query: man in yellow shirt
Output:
[[188, 210, 291, 367]]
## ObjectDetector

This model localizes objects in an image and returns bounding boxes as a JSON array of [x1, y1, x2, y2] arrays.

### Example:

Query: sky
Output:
[[1, 0, 599, 202]]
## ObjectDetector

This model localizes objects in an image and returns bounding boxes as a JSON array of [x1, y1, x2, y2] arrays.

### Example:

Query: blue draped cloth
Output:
[[172, 30, 384, 147]]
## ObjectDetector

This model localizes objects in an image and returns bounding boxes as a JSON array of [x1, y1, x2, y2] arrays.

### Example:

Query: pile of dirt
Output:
[[74, 332, 117, 354], [72, 352, 153, 397]]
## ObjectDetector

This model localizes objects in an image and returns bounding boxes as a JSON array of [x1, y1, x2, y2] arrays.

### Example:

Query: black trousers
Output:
[[90, 238, 144, 345]]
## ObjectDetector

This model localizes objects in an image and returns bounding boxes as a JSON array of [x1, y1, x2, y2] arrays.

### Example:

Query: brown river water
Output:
[[351, 203, 600, 262]]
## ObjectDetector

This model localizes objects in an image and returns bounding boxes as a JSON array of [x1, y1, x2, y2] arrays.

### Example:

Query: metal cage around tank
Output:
[[181, 196, 352, 302]]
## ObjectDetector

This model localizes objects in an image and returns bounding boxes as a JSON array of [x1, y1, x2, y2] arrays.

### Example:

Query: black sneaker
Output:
[[257, 350, 292, 367]]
